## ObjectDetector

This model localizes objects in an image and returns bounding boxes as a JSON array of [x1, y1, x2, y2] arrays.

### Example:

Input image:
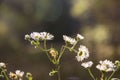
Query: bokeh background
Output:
[[0, 0, 120, 80]]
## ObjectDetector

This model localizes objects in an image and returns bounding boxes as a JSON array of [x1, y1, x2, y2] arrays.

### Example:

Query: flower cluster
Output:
[[81, 59, 120, 80], [9, 70, 24, 80], [25, 32, 54, 41], [96, 59, 116, 72], [0, 62, 33, 80], [24, 32, 120, 80]]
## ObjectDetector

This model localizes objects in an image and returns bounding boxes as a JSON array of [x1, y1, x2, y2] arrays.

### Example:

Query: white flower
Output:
[[9, 72, 18, 79], [39, 32, 54, 40], [30, 32, 41, 41], [15, 70, 24, 78], [76, 45, 89, 62], [77, 34, 84, 40], [63, 35, 77, 45], [25, 34, 30, 40], [81, 61, 93, 68], [0, 62, 6, 68], [96, 59, 116, 72]]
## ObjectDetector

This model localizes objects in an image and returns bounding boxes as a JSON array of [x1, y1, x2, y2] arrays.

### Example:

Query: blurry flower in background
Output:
[[15, 70, 24, 78], [25, 34, 30, 40], [96, 59, 116, 72], [9, 70, 24, 80], [9, 72, 18, 80], [0, 62, 6, 68], [70, 0, 95, 18], [76, 45, 89, 62], [77, 34, 84, 40]]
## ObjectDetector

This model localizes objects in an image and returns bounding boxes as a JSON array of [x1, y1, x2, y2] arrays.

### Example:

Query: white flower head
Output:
[[77, 34, 84, 40], [30, 32, 41, 41], [0, 62, 6, 68], [9, 72, 18, 80], [25, 34, 30, 40], [15, 70, 24, 78], [39, 32, 54, 40], [63, 35, 77, 45], [76, 45, 89, 62], [81, 61, 93, 68], [96, 59, 116, 72]]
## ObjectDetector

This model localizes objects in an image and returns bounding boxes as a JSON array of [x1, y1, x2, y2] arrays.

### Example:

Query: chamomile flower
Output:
[[0, 62, 6, 68], [15, 70, 24, 78], [81, 61, 93, 68], [9, 70, 24, 80], [96, 59, 116, 72], [25, 34, 30, 40], [76, 45, 89, 62], [39, 32, 54, 40], [9, 72, 18, 80], [30, 32, 41, 41], [77, 34, 84, 40], [63, 35, 77, 45]]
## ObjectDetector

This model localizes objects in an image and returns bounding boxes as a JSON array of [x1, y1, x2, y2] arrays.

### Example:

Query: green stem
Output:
[[65, 46, 78, 53], [100, 71, 104, 80], [107, 71, 115, 80], [57, 65, 61, 80], [1, 69, 9, 80], [57, 44, 67, 63], [88, 68, 96, 80], [70, 40, 78, 50], [43, 40, 52, 62]]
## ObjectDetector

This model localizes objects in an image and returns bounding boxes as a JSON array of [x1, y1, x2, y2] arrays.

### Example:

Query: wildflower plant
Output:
[[81, 60, 120, 80], [24, 32, 120, 80], [1, 31, 120, 80], [25, 32, 87, 80], [0, 62, 33, 80]]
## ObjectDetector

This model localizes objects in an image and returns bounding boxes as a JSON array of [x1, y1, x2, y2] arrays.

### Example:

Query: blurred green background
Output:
[[0, 0, 120, 80]]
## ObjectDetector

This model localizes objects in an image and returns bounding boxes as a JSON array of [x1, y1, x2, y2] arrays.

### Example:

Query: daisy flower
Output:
[[9, 70, 24, 80], [30, 32, 41, 41], [96, 59, 116, 72], [15, 70, 24, 78], [9, 72, 18, 80], [81, 61, 93, 68], [63, 35, 77, 45], [39, 32, 54, 40], [76, 45, 89, 62], [0, 62, 6, 68]]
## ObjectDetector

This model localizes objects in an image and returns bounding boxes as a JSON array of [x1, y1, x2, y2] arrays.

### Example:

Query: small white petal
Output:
[[77, 34, 84, 40]]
